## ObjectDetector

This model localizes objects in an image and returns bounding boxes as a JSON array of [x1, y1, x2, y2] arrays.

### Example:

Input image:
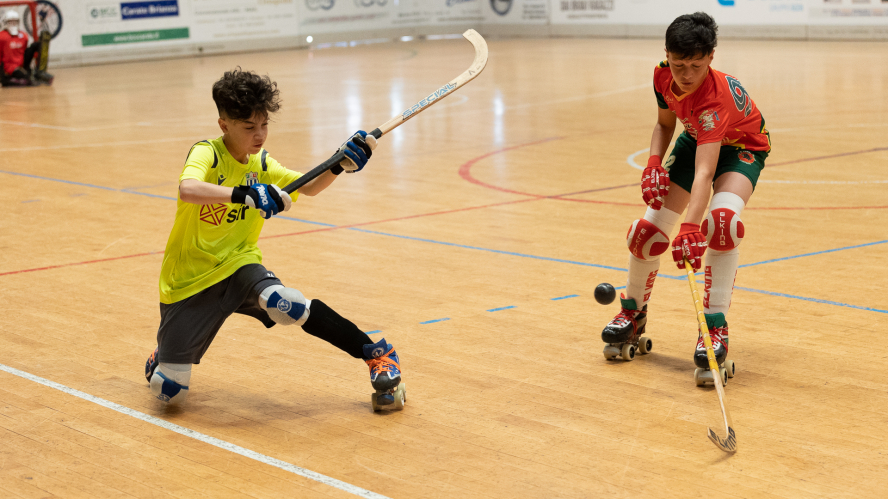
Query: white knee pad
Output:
[[260, 285, 311, 326], [626, 206, 681, 261], [150, 363, 191, 404], [703, 192, 746, 251]]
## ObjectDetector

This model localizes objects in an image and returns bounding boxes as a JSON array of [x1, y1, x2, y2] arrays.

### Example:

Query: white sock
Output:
[[704, 248, 739, 315], [625, 206, 681, 309], [703, 192, 745, 316]]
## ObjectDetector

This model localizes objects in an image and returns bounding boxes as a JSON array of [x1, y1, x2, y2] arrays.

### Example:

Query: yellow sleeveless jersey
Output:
[[159, 137, 302, 304]]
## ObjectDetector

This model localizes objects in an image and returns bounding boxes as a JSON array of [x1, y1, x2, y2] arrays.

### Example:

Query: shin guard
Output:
[[301, 299, 373, 359]]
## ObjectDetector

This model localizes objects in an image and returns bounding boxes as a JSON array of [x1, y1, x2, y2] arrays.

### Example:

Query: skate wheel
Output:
[[719, 367, 728, 386], [621, 343, 636, 361], [603, 345, 620, 360], [724, 359, 735, 378], [638, 336, 652, 355], [694, 368, 705, 386], [371, 392, 381, 412], [393, 384, 406, 410]]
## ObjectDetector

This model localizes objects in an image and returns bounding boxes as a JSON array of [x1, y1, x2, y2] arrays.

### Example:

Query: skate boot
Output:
[[601, 295, 652, 361], [693, 313, 736, 386], [145, 347, 159, 383], [33, 70, 53, 85], [363, 338, 406, 412]]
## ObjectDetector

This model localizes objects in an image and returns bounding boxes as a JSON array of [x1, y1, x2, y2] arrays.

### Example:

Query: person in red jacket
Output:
[[0, 10, 52, 86], [601, 12, 770, 386]]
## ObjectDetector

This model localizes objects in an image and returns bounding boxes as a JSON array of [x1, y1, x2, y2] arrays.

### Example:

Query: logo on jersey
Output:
[[698, 109, 720, 131], [679, 117, 698, 139], [199, 204, 227, 225], [244, 172, 258, 186], [726, 76, 752, 117], [738, 151, 755, 164], [217, 174, 226, 185]]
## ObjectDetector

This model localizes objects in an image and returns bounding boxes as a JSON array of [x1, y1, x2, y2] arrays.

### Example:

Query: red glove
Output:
[[672, 223, 707, 271], [641, 155, 670, 210]]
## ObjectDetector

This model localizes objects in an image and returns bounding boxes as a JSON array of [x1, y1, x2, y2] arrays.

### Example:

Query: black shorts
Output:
[[156, 264, 282, 364]]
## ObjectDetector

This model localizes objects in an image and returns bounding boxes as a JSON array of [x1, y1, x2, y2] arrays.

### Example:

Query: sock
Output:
[[301, 299, 372, 359], [625, 206, 681, 309], [704, 247, 739, 316]]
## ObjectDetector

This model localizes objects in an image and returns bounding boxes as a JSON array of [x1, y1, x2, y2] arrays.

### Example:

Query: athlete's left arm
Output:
[[297, 170, 338, 197], [685, 141, 720, 223]]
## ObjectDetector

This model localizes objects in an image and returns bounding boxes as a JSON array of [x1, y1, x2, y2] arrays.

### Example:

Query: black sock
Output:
[[301, 299, 372, 359]]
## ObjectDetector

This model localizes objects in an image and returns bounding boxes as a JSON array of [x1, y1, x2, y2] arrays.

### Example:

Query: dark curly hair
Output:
[[212, 67, 281, 121], [665, 12, 718, 60]]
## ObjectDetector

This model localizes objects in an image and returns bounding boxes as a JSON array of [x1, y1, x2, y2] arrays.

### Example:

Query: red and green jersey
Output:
[[653, 61, 770, 152]]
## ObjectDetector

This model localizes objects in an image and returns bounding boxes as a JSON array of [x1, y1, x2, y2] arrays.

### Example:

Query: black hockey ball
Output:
[[594, 283, 616, 305]]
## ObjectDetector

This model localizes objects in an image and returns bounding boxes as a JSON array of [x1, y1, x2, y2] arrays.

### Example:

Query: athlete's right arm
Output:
[[642, 107, 677, 209], [649, 106, 676, 160], [179, 179, 236, 205]]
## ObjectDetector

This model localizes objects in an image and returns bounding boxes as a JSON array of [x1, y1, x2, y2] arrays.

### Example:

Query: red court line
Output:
[[460, 138, 887, 210], [0, 251, 162, 277], [769, 146, 888, 167]]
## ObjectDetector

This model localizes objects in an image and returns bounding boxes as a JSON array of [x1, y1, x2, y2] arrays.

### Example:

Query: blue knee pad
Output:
[[149, 363, 191, 404], [260, 285, 310, 326]]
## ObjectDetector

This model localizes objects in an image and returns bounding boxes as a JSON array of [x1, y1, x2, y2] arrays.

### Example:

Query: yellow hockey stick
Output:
[[683, 258, 737, 453]]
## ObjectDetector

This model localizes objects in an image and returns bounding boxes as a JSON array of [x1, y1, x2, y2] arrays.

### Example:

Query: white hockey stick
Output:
[[284, 29, 489, 194]]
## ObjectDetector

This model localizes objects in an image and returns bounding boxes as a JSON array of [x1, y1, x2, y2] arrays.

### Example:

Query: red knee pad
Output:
[[702, 208, 744, 251], [626, 219, 670, 260]]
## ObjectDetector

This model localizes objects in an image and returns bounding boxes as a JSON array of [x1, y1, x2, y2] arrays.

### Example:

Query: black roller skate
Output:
[[363, 338, 406, 412], [601, 295, 652, 361], [693, 313, 736, 386]]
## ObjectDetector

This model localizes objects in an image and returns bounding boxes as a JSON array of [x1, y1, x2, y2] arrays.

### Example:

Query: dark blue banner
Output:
[[121, 1, 179, 20]]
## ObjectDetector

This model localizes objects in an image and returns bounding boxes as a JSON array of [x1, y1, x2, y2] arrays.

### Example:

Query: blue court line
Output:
[[551, 294, 579, 300], [346, 228, 628, 272], [419, 318, 450, 324], [487, 306, 516, 312], [734, 286, 888, 314], [5, 168, 884, 314], [739, 240, 888, 268], [21, 199, 39, 203], [366, 330, 382, 335]]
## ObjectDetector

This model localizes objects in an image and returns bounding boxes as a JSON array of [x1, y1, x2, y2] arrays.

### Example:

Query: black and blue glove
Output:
[[231, 183, 291, 219], [332, 130, 378, 175]]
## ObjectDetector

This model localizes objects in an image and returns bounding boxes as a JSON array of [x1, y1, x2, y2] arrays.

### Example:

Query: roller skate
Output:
[[145, 347, 159, 383], [363, 338, 406, 412], [693, 313, 735, 386], [601, 295, 652, 361]]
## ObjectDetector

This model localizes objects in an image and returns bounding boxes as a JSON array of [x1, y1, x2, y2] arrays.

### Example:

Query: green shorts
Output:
[[664, 132, 768, 193]]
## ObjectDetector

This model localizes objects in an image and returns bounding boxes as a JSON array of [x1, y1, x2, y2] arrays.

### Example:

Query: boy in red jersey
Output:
[[601, 12, 770, 382]]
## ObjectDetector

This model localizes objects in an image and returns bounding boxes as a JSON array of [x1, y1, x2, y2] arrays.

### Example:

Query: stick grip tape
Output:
[[281, 150, 346, 195]]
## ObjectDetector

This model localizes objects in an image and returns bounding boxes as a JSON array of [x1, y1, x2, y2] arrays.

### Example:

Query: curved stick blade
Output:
[[708, 426, 737, 453]]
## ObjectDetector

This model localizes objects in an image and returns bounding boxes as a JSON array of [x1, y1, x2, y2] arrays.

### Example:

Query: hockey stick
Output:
[[283, 29, 489, 195], [683, 259, 737, 453]]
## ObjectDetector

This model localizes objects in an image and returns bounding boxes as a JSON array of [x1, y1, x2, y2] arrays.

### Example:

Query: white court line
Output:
[[0, 363, 391, 499], [625, 147, 888, 184]]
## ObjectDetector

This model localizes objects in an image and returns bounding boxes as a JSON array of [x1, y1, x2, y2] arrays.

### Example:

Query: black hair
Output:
[[665, 12, 718, 60], [211, 67, 281, 121]]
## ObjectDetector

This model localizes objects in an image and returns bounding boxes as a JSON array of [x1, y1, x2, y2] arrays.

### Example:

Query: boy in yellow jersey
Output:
[[145, 68, 405, 411]]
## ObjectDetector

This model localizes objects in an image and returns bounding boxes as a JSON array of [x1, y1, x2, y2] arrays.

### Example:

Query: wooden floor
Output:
[[1, 36, 887, 498]]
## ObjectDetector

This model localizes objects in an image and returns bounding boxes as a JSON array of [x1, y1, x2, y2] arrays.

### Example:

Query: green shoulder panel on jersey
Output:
[[655, 88, 669, 109], [186, 140, 218, 168]]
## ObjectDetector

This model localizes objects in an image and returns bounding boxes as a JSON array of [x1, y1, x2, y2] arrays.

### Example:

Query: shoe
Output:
[[145, 347, 159, 383], [601, 295, 647, 344], [694, 313, 728, 369], [363, 338, 401, 392]]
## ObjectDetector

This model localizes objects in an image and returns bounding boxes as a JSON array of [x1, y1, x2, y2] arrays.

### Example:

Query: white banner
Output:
[[15, 0, 888, 65]]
